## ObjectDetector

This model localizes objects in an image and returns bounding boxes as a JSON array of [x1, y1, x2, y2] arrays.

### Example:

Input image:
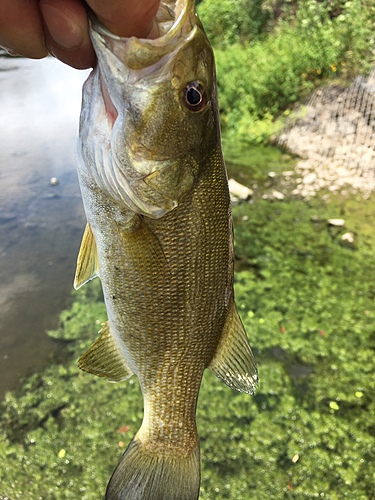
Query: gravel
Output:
[[278, 69, 375, 199]]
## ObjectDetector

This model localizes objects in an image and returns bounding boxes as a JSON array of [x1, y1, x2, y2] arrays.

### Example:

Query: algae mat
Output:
[[1, 191, 375, 500]]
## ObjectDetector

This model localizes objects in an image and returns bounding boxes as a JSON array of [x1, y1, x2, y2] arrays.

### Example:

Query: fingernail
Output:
[[41, 4, 84, 50], [5, 48, 20, 57]]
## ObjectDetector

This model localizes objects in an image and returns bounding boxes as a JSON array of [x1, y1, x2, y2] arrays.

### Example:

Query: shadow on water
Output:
[[0, 50, 90, 399]]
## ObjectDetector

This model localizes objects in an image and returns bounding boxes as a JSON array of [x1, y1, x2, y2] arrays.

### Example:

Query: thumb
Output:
[[86, 0, 161, 39]]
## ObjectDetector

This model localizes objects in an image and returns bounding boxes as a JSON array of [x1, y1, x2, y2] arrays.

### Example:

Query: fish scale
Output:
[[74, 1, 258, 498]]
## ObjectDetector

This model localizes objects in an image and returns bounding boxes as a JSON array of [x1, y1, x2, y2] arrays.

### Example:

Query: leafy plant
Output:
[[197, 0, 269, 48], [198, 0, 375, 144]]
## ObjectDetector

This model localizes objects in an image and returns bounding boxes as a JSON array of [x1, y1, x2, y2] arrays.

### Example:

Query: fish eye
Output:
[[182, 82, 206, 112]]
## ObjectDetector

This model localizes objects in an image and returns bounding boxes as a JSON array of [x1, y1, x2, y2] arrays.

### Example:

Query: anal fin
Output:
[[209, 300, 258, 395], [74, 223, 99, 290], [78, 322, 134, 382]]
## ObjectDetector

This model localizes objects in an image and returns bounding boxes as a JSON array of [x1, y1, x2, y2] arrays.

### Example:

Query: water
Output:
[[0, 52, 90, 399]]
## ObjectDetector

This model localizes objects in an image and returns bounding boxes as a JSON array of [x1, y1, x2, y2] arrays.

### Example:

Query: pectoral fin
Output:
[[209, 301, 258, 395], [74, 223, 99, 290], [120, 215, 171, 278], [78, 322, 134, 382]]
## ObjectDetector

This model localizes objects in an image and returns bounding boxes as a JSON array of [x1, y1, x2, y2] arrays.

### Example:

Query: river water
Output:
[[0, 51, 90, 399]]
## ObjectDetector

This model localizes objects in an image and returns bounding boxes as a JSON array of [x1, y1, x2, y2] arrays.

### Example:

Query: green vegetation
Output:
[[2, 184, 375, 499], [196, 0, 269, 47], [2, 1, 375, 499], [198, 0, 375, 143]]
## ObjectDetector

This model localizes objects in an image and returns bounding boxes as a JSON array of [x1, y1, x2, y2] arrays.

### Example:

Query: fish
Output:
[[74, 0, 258, 498]]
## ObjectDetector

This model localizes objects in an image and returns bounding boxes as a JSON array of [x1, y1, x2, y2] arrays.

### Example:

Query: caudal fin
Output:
[[105, 437, 200, 500]]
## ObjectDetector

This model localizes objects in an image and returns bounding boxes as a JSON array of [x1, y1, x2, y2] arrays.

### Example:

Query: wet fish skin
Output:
[[74, 1, 258, 499]]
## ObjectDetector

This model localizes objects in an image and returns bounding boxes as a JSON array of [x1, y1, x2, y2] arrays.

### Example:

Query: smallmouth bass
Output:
[[75, 1, 258, 499]]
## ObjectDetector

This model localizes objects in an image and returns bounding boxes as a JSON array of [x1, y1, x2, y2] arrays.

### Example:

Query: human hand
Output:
[[0, 0, 161, 69]]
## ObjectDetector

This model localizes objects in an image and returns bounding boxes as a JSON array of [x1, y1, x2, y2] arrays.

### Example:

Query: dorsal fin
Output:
[[209, 300, 258, 395], [78, 322, 134, 382], [74, 223, 99, 290]]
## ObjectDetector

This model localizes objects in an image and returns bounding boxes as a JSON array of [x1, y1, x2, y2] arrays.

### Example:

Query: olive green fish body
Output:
[[75, 1, 257, 498], [81, 141, 230, 443]]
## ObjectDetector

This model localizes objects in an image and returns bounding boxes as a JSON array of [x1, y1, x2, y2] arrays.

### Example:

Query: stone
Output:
[[303, 172, 317, 184], [277, 68, 375, 198], [228, 179, 253, 201], [328, 219, 345, 226], [341, 232, 355, 243], [272, 190, 285, 200]]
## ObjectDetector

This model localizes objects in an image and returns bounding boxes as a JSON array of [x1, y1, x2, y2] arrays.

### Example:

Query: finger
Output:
[[40, 0, 95, 69], [87, 0, 161, 38], [0, 0, 48, 58]]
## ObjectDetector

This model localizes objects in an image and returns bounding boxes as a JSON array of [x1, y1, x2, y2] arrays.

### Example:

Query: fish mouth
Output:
[[89, 0, 196, 70], [88, 0, 196, 129]]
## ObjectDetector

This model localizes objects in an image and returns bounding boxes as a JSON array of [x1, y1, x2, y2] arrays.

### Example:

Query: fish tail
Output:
[[105, 437, 200, 500]]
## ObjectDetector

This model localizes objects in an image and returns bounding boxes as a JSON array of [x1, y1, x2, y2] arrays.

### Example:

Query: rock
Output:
[[228, 179, 253, 201], [328, 218, 345, 226], [268, 171, 277, 178], [292, 454, 300, 464], [303, 172, 317, 184], [282, 171, 294, 176], [341, 232, 355, 244], [272, 190, 285, 200], [50, 177, 59, 186], [277, 68, 375, 198]]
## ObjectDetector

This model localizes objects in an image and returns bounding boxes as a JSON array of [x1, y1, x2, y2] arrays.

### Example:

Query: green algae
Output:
[[223, 140, 298, 186], [1, 170, 375, 499]]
